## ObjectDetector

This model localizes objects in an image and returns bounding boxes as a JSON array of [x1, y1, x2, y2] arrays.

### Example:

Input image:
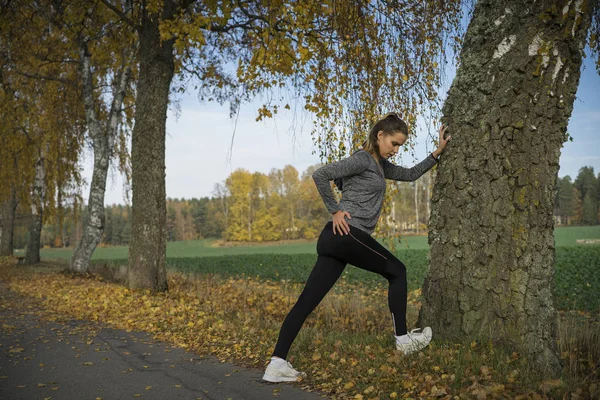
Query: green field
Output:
[[28, 225, 600, 261], [30, 236, 426, 260]]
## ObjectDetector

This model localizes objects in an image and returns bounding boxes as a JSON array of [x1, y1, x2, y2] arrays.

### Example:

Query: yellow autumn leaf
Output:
[[540, 379, 562, 392]]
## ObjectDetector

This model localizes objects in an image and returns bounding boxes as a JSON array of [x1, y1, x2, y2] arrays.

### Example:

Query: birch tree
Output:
[[69, 4, 136, 273], [419, 0, 600, 375]]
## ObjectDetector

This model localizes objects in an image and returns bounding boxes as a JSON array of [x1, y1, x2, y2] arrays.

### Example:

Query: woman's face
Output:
[[377, 130, 407, 159]]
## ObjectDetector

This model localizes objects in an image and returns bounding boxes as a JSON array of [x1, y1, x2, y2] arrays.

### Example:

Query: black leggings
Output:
[[272, 221, 408, 359]]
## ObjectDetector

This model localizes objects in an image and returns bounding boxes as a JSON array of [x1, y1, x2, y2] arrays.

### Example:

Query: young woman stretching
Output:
[[263, 113, 451, 383]]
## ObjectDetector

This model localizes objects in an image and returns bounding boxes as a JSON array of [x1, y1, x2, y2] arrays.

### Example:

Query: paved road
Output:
[[0, 284, 325, 400]]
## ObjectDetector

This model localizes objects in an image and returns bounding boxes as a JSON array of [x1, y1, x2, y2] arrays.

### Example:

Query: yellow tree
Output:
[[69, 6, 136, 273], [0, 1, 134, 265], [297, 164, 329, 239], [249, 172, 276, 242], [0, 89, 32, 257], [225, 169, 254, 241], [0, 2, 85, 262], [281, 165, 299, 239]]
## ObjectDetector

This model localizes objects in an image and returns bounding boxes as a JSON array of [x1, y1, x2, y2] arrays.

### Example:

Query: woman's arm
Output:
[[384, 124, 451, 181], [381, 154, 438, 182], [312, 151, 370, 214]]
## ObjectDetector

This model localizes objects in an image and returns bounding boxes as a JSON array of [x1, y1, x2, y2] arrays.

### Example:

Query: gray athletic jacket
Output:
[[312, 149, 438, 234]]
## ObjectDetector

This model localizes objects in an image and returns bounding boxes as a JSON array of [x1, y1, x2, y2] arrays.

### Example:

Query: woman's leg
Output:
[[272, 230, 347, 359], [323, 226, 408, 336]]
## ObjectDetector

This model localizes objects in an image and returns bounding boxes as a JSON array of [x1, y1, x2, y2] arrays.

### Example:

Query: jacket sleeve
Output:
[[382, 154, 438, 182], [312, 151, 370, 214]]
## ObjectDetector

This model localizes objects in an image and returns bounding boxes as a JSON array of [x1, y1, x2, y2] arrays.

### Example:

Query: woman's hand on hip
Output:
[[332, 210, 351, 235]]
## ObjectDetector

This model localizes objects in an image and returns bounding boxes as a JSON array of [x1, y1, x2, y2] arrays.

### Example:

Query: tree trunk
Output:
[[25, 156, 45, 265], [127, 3, 176, 292], [0, 188, 17, 257], [54, 189, 63, 248], [419, 0, 593, 376], [414, 179, 419, 233], [71, 40, 132, 273], [426, 171, 431, 222]]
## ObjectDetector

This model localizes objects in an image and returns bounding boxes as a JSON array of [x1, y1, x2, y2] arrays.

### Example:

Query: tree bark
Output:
[[25, 156, 45, 265], [54, 189, 63, 248], [414, 179, 419, 233], [70, 40, 132, 273], [127, 2, 176, 292], [0, 188, 17, 257], [419, 0, 593, 376]]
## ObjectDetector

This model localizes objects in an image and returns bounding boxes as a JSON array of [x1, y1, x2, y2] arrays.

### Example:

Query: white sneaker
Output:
[[262, 357, 306, 383], [395, 327, 433, 354]]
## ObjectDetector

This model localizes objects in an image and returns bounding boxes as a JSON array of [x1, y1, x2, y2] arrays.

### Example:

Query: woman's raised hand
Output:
[[332, 210, 351, 235], [432, 124, 451, 159], [438, 124, 451, 150]]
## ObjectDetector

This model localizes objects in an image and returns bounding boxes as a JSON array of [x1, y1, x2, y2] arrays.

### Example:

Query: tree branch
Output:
[[107, 44, 135, 149], [99, 0, 137, 29], [13, 71, 77, 87], [78, 39, 102, 140]]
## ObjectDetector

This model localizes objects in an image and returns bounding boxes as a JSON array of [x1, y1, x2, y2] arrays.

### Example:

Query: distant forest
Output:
[[10, 165, 600, 248]]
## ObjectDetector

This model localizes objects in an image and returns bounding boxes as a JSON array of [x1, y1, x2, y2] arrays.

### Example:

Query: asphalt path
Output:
[[0, 283, 325, 400]]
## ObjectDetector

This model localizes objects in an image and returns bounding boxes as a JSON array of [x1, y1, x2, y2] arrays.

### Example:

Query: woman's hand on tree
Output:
[[332, 210, 351, 235], [433, 124, 452, 159]]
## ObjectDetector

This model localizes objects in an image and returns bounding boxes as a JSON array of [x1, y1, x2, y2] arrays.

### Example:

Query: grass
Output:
[[27, 225, 600, 261], [83, 244, 600, 311], [553, 225, 600, 246]]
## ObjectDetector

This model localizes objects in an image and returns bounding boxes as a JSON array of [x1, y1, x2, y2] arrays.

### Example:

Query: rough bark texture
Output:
[[0, 188, 17, 257], [25, 157, 45, 265], [70, 41, 132, 273], [127, 3, 176, 292], [419, 0, 593, 376]]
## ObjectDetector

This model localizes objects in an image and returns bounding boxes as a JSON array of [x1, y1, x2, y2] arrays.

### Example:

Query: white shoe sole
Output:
[[396, 342, 431, 354], [262, 373, 300, 383]]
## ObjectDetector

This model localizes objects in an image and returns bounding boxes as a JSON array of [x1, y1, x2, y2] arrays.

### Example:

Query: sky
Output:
[[84, 56, 600, 206]]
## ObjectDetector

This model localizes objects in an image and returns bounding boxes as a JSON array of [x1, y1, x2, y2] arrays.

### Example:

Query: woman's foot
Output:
[[395, 327, 432, 354], [262, 357, 306, 383]]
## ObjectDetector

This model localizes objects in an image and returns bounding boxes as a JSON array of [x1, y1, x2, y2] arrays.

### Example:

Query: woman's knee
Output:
[[385, 259, 407, 281]]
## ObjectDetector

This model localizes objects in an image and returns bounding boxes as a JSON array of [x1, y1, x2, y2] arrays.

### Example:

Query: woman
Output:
[[263, 113, 451, 383]]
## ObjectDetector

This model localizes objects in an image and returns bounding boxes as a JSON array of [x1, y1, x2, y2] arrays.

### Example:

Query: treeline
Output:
[[13, 165, 598, 248], [554, 167, 600, 225]]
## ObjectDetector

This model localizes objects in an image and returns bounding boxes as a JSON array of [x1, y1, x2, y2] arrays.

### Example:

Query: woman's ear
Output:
[[376, 130, 384, 141]]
